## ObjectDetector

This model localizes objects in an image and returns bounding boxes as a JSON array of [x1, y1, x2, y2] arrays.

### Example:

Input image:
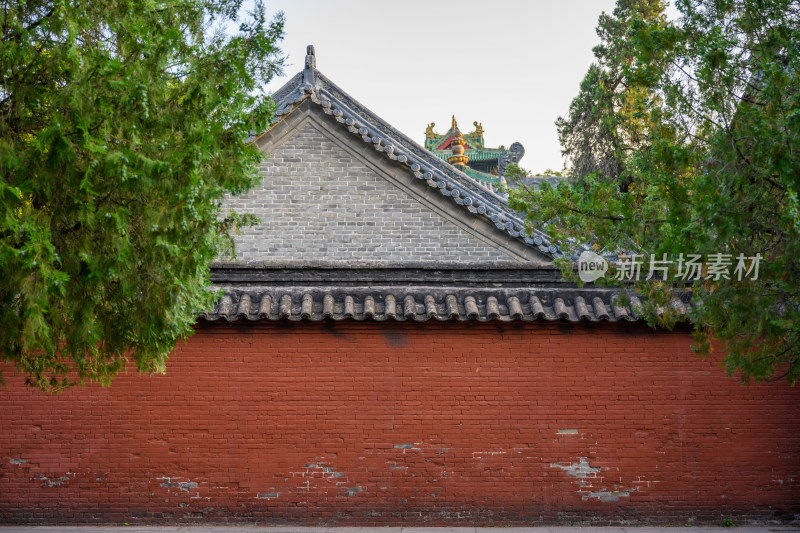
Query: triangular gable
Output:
[[229, 103, 539, 262], [242, 46, 561, 263]]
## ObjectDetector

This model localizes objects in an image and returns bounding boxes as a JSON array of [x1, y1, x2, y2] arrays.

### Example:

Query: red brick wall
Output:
[[1, 320, 799, 524]]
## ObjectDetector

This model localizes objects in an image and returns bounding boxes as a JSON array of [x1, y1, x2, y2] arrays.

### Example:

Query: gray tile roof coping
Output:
[[204, 265, 694, 324], [200, 286, 694, 324]]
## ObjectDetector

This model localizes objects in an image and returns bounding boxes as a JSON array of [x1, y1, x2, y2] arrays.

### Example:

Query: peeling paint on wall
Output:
[[550, 457, 602, 479], [550, 457, 647, 503], [158, 477, 198, 492], [582, 487, 639, 502], [289, 460, 360, 498], [35, 474, 71, 487], [344, 486, 364, 497]]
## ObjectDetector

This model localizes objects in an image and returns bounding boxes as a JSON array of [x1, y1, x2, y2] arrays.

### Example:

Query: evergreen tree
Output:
[[509, 0, 800, 383], [556, 0, 668, 189], [0, 0, 284, 390]]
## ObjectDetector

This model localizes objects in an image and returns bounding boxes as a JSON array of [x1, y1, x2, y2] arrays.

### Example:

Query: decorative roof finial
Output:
[[448, 123, 469, 169], [498, 142, 525, 178], [303, 45, 316, 89], [451, 115, 458, 131]]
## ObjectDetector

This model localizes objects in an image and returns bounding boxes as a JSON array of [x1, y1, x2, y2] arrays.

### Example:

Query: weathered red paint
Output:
[[1, 321, 799, 524]]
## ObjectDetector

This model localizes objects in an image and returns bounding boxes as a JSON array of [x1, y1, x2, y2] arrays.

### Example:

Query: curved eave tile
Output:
[[199, 289, 689, 324]]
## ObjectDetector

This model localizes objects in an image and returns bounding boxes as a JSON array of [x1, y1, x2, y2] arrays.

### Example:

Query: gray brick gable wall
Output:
[[223, 118, 518, 263]]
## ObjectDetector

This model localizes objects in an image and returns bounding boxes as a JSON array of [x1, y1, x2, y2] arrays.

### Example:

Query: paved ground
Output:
[[1, 527, 799, 533]]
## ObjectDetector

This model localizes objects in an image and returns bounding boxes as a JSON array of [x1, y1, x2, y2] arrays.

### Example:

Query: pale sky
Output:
[[262, 1, 678, 173]]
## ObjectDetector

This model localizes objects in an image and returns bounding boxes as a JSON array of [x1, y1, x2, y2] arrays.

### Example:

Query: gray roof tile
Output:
[[201, 287, 682, 323]]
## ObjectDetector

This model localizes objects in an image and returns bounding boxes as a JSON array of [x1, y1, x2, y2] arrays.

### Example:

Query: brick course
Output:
[[1, 321, 798, 524], [223, 119, 516, 263]]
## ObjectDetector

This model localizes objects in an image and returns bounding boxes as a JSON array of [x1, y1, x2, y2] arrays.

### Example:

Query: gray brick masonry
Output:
[[223, 121, 516, 263]]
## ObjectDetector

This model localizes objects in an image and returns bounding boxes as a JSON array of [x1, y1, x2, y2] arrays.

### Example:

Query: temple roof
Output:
[[205, 46, 679, 326], [265, 46, 561, 258], [424, 116, 488, 152], [424, 116, 526, 185]]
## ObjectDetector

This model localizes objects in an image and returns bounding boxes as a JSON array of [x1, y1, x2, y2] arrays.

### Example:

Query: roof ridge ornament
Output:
[[498, 142, 525, 176], [448, 121, 469, 169], [303, 45, 316, 91]]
